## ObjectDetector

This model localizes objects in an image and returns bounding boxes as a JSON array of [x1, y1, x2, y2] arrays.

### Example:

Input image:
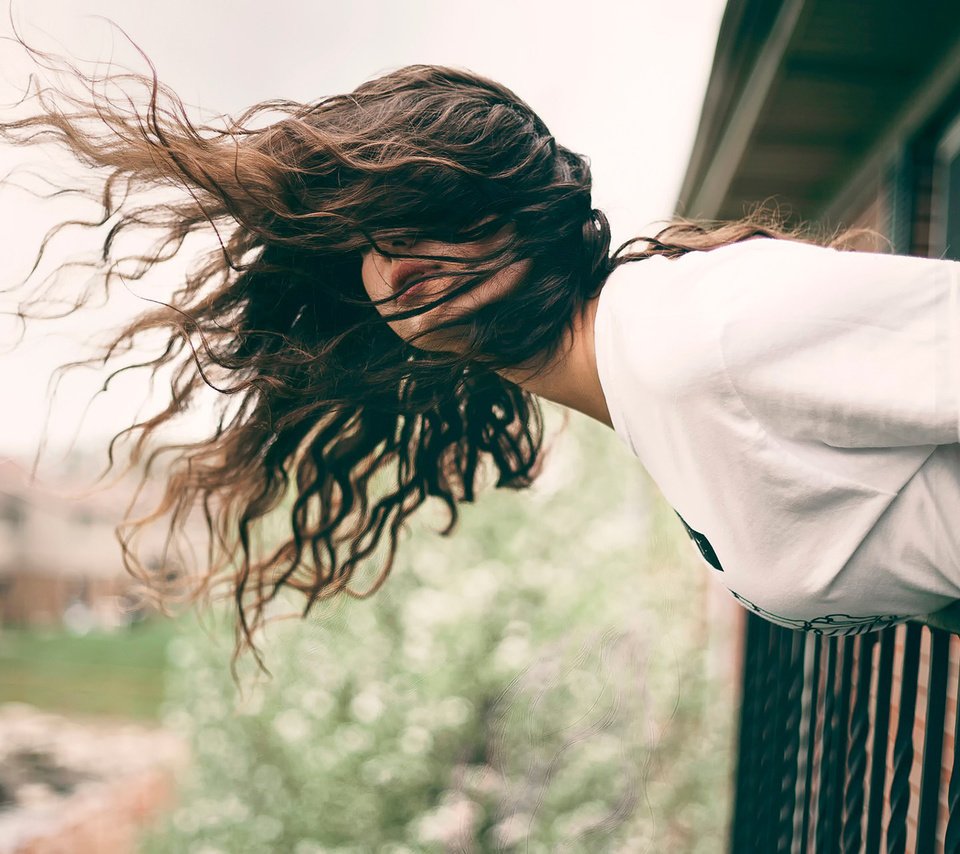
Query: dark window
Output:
[[71, 508, 94, 527], [0, 494, 26, 528]]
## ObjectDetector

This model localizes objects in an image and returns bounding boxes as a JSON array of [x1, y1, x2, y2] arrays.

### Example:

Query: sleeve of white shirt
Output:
[[717, 241, 960, 449]]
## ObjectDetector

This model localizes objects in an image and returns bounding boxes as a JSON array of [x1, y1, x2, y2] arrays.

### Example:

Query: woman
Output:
[[3, 32, 959, 667]]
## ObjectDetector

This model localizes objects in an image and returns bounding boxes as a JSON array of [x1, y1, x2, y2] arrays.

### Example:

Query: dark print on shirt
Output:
[[728, 589, 907, 637], [674, 509, 723, 571]]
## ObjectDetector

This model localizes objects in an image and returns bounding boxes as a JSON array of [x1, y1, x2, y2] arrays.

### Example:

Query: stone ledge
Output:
[[1, 766, 178, 854], [0, 703, 188, 854]]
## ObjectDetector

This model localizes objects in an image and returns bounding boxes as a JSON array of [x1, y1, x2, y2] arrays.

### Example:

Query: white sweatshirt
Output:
[[593, 237, 960, 635]]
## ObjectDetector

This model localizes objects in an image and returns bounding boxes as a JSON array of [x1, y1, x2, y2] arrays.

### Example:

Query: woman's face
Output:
[[361, 227, 531, 353]]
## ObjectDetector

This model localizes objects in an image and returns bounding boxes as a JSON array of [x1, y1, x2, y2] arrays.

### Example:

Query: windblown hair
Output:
[[0, 23, 881, 671]]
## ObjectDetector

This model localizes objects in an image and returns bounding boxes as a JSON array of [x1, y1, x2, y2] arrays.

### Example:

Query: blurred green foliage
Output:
[[139, 409, 736, 853]]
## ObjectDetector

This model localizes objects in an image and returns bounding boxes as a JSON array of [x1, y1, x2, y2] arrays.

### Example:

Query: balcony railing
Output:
[[730, 603, 960, 853]]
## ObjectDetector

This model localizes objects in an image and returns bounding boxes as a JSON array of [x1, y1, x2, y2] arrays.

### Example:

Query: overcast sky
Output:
[[0, 0, 726, 460]]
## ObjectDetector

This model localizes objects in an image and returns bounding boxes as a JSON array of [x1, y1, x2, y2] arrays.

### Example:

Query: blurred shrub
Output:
[[139, 410, 734, 853]]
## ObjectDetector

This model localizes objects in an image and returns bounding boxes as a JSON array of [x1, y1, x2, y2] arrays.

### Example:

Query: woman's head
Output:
[[222, 61, 612, 393], [309, 63, 609, 371], [0, 25, 875, 671]]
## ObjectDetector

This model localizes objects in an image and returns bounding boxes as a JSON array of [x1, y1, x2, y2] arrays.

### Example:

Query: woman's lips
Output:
[[397, 280, 429, 304], [392, 259, 439, 305]]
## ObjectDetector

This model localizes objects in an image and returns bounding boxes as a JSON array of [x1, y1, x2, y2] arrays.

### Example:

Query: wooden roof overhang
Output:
[[676, 0, 960, 227]]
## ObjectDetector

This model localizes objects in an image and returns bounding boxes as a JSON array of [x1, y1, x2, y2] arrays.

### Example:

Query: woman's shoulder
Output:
[[604, 237, 845, 294]]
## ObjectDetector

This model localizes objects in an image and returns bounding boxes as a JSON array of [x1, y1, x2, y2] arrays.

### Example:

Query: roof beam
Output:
[[679, 0, 807, 219]]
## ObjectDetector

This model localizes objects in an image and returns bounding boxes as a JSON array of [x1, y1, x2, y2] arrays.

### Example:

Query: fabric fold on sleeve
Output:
[[716, 244, 960, 449]]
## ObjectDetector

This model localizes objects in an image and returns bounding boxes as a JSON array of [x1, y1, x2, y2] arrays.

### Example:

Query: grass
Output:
[[0, 617, 180, 721]]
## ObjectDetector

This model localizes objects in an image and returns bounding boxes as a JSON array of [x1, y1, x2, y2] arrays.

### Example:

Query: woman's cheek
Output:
[[360, 252, 390, 313]]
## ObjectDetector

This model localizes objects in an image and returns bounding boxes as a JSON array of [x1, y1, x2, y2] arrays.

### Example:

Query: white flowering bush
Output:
[[139, 409, 734, 853]]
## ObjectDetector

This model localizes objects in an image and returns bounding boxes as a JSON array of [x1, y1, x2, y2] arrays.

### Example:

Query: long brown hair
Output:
[[0, 23, 881, 671]]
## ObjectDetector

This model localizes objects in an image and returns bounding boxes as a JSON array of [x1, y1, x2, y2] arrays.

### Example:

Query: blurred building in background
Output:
[[0, 457, 167, 631], [678, 1, 960, 850]]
